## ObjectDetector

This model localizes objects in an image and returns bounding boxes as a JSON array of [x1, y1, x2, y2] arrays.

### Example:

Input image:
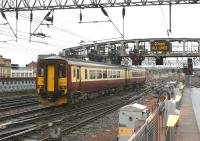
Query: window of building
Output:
[[25, 73, 28, 77], [89, 70, 96, 79], [21, 73, 25, 77]]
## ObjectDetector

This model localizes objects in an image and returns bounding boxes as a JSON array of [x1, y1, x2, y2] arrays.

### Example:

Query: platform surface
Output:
[[175, 88, 200, 141]]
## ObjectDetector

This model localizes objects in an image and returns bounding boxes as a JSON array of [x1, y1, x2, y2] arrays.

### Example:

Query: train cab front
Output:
[[37, 59, 68, 106]]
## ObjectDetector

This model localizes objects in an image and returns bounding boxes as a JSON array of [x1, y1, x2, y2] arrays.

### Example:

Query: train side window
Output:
[[108, 71, 112, 78], [77, 69, 80, 79], [38, 65, 44, 77], [103, 70, 107, 78], [112, 71, 116, 78], [85, 69, 87, 79], [97, 70, 102, 79], [59, 64, 66, 78], [117, 71, 120, 78], [73, 69, 76, 77], [132, 72, 134, 77], [121, 71, 124, 78], [89, 70, 96, 79]]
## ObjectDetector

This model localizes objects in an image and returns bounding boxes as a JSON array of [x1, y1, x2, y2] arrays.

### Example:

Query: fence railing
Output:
[[0, 78, 35, 93], [127, 83, 183, 141]]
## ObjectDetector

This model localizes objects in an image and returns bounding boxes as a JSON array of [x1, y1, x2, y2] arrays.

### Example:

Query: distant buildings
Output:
[[0, 55, 38, 78], [11, 61, 37, 78], [11, 67, 35, 78], [0, 55, 11, 78], [0, 54, 61, 78], [26, 61, 37, 77]]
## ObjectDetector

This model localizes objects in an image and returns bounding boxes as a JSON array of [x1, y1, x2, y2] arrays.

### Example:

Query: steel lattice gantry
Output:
[[0, 0, 200, 12], [61, 38, 200, 58]]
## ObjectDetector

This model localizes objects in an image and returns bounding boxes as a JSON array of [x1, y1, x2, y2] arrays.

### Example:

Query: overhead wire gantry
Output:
[[0, 0, 200, 12]]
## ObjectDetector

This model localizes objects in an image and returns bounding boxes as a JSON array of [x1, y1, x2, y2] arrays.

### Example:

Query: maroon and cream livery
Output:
[[37, 56, 146, 106]]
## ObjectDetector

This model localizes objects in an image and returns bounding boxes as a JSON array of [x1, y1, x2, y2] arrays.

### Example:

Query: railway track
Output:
[[0, 82, 164, 141], [0, 78, 172, 141], [0, 95, 38, 112], [191, 75, 200, 88]]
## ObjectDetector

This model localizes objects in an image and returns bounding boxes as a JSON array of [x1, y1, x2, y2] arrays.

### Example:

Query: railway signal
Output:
[[155, 57, 163, 65], [130, 55, 144, 65], [187, 58, 193, 75]]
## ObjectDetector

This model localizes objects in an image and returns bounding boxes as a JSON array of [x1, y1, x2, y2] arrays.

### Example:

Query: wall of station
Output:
[[0, 78, 35, 93]]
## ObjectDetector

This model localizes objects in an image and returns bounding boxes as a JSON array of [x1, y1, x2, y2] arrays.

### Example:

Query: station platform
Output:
[[175, 88, 200, 141]]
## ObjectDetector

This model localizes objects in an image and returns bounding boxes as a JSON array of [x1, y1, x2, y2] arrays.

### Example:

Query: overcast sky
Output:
[[0, 4, 200, 66]]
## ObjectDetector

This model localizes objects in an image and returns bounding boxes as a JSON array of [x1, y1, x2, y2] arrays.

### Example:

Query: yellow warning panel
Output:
[[167, 115, 180, 127], [58, 78, 67, 86], [37, 77, 44, 85], [47, 65, 55, 92], [118, 127, 134, 137]]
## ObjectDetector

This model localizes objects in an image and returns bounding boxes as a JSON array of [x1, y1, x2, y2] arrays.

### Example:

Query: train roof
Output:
[[42, 56, 145, 71]]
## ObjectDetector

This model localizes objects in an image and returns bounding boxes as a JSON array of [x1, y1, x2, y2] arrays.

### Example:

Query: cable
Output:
[[159, 5, 170, 37]]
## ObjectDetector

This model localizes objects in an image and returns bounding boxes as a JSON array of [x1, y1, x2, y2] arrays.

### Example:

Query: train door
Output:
[[125, 69, 129, 84], [74, 66, 81, 91], [47, 65, 55, 92]]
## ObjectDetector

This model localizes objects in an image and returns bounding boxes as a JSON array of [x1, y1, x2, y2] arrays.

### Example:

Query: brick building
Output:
[[0, 55, 11, 78]]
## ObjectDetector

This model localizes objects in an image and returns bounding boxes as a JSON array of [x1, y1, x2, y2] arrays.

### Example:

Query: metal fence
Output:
[[0, 78, 36, 93], [128, 102, 167, 141]]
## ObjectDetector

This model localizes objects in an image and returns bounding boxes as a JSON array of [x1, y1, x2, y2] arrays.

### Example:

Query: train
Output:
[[36, 56, 147, 106]]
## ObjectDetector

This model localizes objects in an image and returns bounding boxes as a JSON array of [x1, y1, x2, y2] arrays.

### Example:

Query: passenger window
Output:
[[77, 69, 80, 79], [59, 64, 66, 77], [103, 70, 107, 78], [108, 71, 112, 78], [73, 69, 76, 77], [89, 70, 96, 79], [97, 70, 102, 79], [117, 71, 120, 78], [38, 65, 44, 77], [112, 71, 116, 78], [85, 69, 87, 79]]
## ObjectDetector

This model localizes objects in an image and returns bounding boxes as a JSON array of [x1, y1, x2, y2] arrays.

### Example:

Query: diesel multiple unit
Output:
[[37, 56, 146, 106]]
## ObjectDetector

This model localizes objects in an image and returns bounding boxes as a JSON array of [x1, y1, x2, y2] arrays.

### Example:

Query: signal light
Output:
[[122, 7, 125, 19], [188, 64, 193, 75], [187, 58, 193, 75], [156, 57, 163, 65], [130, 55, 144, 65]]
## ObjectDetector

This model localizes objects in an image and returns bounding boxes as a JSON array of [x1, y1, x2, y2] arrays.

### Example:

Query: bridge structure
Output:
[[60, 38, 200, 66]]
